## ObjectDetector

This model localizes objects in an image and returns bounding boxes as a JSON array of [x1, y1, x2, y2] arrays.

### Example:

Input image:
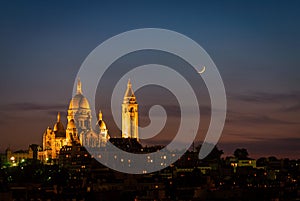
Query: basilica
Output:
[[40, 79, 139, 163]]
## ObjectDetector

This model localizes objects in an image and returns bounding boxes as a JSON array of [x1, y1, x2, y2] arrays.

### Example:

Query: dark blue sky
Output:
[[0, 0, 299, 158]]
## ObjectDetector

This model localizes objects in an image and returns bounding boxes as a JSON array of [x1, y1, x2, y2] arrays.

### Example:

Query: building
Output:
[[41, 112, 81, 162], [2, 144, 41, 166], [230, 158, 257, 168], [122, 79, 139, 139], [40, 79, 140, 163], [40, 79, 110, 163]]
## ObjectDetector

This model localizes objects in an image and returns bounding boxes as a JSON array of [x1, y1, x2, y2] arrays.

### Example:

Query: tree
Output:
[[256, 157, 267, 167], [196, 144, 224, 160], [234, 148, 249, 159]]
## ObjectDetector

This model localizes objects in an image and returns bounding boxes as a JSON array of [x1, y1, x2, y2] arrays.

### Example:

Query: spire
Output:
[[57, 112, 61, 122], [76, 78, 82, 94], [127, 79, 131, 88], [98, 110, 103, 120], [123, 79, 135, 101]]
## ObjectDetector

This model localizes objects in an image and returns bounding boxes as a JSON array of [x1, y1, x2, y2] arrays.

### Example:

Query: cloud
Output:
[[0, 102, 68, 121], [139, 104, 211, 118], [226, 113, 299, 125], [230, 91, 300, 103], [0, 102, 67, 111], [139, 104, 180, 118], [229, 91, 300, 113], [0, 119, 5, 125], [281, 103, 300, 112], [226, 91, 300, 128], [47, 110, 67, 118], [219, 137, 300, 159]]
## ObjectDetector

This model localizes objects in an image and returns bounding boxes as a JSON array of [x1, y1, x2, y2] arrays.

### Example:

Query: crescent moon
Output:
[[198, 66, 206, 74]]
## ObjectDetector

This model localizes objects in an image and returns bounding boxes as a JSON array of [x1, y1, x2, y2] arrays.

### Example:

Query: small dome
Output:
[[53, 121, 64, 131], [69, 94, 90, 109], [53, 122, 66, 138], [97, 110, 107, 130], [98, 120, 107, 130], [53, 112, 66, 138]]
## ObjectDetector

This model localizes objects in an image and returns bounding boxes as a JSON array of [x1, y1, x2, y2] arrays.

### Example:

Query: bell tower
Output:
[[122, 79, 139, 140]]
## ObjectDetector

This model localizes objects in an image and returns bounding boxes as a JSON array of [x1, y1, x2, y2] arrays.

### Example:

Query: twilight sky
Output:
[[0, 0, 299, 158]]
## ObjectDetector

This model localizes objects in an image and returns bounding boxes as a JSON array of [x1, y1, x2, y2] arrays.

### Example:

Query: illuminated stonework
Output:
[[41, 79, 109, 163], [42, 112, 70, 161], [41, 79, 139, 163], [122, 79, 139, 140], [67, 79, 91, 133]]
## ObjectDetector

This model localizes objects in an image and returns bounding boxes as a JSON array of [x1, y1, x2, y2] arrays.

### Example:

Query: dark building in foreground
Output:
[[1, 139, 299, 201]]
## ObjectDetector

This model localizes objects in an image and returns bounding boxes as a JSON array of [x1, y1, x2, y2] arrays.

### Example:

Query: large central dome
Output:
[[69, 94, 90, 109], [69, 79, 90, 110]]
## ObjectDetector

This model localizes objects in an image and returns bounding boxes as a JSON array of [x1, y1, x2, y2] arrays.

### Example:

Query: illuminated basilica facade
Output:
[[41, 79, 138, 162]]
